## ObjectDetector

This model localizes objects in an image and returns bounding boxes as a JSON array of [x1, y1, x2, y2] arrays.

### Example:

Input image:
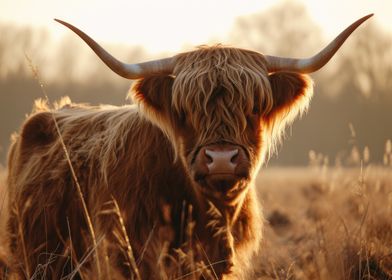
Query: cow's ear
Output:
[[133, 75, 174, 113], [264, 72, 313, 124]]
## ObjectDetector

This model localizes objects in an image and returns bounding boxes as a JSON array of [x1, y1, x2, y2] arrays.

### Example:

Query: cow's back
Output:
[[6, 99, 192, 278]]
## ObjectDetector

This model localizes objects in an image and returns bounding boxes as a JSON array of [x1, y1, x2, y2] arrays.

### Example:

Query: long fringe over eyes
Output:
[[172, 46, 273, 146]]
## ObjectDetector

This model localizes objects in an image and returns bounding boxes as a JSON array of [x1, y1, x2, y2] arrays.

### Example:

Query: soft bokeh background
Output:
[[1, 0, 391, 166]]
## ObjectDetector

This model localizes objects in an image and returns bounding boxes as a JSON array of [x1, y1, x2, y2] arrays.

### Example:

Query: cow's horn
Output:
[[265, 14, 373, 73], [55, 19, 175, 79]]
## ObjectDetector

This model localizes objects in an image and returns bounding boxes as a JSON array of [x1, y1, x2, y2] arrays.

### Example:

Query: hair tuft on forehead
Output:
[[172, 46, 273, 145]]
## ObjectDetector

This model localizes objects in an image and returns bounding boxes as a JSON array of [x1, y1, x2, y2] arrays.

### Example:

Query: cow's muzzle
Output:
[[192, 143, 250, 199]]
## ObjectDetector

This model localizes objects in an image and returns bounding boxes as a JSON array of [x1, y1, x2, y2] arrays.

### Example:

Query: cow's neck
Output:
[[205, 188, 249, 228]]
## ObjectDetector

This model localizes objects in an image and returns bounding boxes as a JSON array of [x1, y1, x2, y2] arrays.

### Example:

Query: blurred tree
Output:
[[0, 24, 49, 78], [229, 1, 322, 57], [331, 22, 392, 99]]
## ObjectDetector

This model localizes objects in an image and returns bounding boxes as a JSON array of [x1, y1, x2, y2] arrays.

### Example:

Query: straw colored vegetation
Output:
[[0, 149, 391, 279], [0, 165, 8, 278], [254, 141, 392, 279], [256, 164, 392, 279]]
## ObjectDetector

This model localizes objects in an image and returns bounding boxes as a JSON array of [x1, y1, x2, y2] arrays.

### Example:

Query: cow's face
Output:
[[134, 47, 312, 205]]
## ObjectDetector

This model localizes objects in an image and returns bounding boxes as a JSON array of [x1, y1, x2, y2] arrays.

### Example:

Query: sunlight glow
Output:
[[0, 0, 391, 53]]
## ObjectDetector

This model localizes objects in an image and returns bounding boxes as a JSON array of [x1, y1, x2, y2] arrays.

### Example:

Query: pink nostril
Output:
[[205, 149, 238, 173]]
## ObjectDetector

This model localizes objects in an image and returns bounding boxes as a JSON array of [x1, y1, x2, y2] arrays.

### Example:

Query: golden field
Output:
[[0, 161, 391, 279], [255, 165, 392, 279]]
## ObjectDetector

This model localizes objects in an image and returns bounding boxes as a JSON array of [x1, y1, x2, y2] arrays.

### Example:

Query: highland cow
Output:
[[5, 15, 372, 279]]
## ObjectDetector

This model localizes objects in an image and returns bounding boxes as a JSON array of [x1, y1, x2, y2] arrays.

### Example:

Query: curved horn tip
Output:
[[355, 14, 374, 25], [363, 13, 374, 19], [265, 14, 374, 74], [54, 19, 78, 30], [54, 18, 67, 25], [54, 19, 78, 32]]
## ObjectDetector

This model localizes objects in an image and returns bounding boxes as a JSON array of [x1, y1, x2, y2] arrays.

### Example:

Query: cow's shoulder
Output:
[[20, 110, 56, 148], [16, 97, 72, 147]]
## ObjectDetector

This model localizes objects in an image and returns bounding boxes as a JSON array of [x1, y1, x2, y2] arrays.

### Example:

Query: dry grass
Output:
[[255, 165, 392, 279], [1, 163, 391, 279], [0, 164, 9, 279]]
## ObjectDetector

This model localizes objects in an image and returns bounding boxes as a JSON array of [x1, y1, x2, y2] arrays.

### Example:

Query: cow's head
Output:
[[130, 48, 314, 205], [55, 15, 372, 205]]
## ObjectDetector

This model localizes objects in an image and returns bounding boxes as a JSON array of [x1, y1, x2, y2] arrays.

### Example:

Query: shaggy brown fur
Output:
[[6, 46, 312, 279]]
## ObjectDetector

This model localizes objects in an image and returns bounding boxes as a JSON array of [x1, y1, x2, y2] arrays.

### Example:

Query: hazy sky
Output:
[[0, 0, 391, 53]]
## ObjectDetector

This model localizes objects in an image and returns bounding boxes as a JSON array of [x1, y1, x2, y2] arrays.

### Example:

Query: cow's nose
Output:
[[193, 144, 249, 193], [204, 149, 239, 174]]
